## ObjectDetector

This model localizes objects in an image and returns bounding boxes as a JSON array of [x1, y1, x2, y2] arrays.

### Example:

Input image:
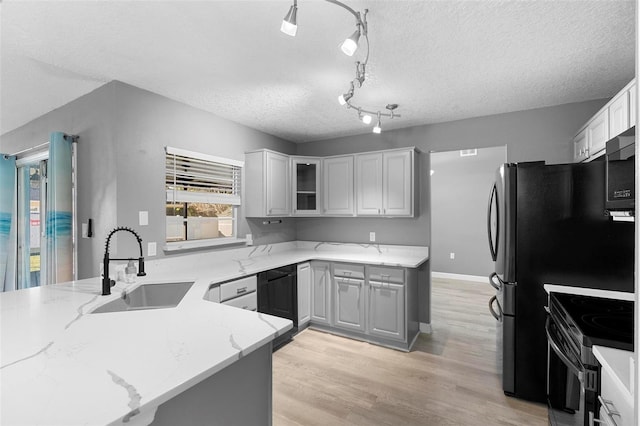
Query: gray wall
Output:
[[430, 146, 506, 276], [1, 81, 297, 279], [295, 99, 608, 248], [1, 82, 608, 280]]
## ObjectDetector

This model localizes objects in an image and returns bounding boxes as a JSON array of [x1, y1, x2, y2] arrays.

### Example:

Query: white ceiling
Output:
[[1, 0, 635, 143]]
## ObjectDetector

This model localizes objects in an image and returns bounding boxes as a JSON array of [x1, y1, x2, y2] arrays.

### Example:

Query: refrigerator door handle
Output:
[[487, 183, 499, 262], [488, 295, 503, 322], [489, 272, 502, 290]]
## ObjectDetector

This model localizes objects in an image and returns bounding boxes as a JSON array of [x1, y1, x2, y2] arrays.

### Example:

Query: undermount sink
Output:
[[91, 281, 194, 314]]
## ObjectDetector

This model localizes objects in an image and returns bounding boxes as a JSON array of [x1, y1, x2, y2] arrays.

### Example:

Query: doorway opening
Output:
[[429, 146, 506, 284]]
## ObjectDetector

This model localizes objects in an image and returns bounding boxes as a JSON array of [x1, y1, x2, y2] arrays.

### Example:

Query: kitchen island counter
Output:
[[0, 241, 429, 425]]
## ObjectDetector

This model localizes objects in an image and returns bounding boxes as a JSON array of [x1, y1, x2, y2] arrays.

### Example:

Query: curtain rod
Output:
[[4, 134, 79, 158], [5, 142, 49, 158]]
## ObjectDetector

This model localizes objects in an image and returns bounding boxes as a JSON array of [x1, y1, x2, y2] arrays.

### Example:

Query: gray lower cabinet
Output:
[[368, 281, 405, 341], [306, 262, 419, 352], [334, 277, 365, 332], [310, 261, 331, 325]]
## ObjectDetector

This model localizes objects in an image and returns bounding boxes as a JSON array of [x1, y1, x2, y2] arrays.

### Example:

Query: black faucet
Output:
[[102, 227, 147, 295]]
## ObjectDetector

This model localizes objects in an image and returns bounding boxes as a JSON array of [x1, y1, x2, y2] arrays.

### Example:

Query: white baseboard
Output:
[[419, 323, 432, 334], [431, 271, 488, 284]]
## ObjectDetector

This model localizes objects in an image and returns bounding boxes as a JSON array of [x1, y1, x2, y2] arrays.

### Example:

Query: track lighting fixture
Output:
[[280, 0, 401, 132], [280, 1, 298, 37]]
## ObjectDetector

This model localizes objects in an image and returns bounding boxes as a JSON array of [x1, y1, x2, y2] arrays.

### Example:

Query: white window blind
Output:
[[165, 146, 243, 205]]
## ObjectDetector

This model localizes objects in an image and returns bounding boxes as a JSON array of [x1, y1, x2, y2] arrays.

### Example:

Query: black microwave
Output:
[[605, 126, 635, 213]]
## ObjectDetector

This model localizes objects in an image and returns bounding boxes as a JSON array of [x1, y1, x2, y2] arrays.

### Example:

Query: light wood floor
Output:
[[272, 277, 548, 425]]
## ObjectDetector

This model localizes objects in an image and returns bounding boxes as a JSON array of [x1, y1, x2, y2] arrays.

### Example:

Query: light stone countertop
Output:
[[0, 241, 429, 426]]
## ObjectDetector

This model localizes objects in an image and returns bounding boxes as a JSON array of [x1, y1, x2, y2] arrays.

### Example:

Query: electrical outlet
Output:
[[148, 242, 157, 257], [246, 234, 253, 246], [450, 252, 455, 260], [139, 211, 149, 226], [369, 232, 376, 242]]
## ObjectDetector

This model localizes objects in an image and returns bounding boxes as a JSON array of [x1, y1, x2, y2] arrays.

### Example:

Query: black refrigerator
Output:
[[486, 160, 634, 403]]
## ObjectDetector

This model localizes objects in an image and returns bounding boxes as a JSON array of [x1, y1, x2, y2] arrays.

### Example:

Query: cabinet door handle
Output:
[[598, 396, 621, 422], [237, 287, 247, 294]]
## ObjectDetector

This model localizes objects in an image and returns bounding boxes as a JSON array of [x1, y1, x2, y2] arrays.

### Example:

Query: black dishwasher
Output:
[[257, 264, 297, 349]]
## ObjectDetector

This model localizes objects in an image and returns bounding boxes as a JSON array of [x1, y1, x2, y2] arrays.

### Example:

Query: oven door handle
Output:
[[545, 315, 584, 383]]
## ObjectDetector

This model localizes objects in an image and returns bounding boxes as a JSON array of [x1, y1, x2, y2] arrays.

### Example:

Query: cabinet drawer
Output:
[[600, 362, 633, 426], [368, 266, 404, 284], [333, 264, 365, 279], [220, 276, 257, 302], [222, 292, 257, 311]]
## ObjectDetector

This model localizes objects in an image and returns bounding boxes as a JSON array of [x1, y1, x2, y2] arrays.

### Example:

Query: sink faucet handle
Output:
[[137, 257, 147, 277]]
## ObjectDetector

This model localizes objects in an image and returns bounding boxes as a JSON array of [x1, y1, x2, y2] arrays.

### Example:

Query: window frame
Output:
[[164, 146, 245, 252]]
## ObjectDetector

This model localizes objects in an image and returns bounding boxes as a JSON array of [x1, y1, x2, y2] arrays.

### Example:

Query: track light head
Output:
[[281, 4, 298, 36], [338, 91, 353, 105], [372, 112, 382, 133], [341, 27, 361, 56], [362, 114, 372, 124]]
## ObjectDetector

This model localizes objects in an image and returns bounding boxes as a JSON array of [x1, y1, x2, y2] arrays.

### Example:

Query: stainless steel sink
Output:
[[91, 281, 194, 313]]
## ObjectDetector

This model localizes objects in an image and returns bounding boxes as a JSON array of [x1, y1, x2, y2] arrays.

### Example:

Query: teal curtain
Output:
[[45, 132, 73, 284], [0, 154, 17, 292]]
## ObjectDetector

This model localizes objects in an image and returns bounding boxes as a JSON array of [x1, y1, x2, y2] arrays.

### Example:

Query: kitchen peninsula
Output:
[[1, 241, 429, 425]]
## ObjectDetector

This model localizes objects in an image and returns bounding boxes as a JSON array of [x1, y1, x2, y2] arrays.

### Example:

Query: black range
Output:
[[547, 292, 634, 426], [551, 292, 633, 351]]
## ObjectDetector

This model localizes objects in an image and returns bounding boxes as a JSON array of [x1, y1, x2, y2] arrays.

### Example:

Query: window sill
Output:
[[163, 238, 247, 252]]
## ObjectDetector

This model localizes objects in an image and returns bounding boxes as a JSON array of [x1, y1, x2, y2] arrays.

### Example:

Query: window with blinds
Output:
[[165, 147, 243, 244]]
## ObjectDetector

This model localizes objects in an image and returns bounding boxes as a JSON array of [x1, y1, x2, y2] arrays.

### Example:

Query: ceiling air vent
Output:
[[459, 149, 477, 157]]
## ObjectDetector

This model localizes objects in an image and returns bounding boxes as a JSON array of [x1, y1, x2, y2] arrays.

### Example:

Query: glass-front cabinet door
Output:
[[291, 157, 321, 215]]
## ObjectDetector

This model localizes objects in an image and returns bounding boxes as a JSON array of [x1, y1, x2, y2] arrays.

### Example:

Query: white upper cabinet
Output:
[[356, 149, 414, 217], [292, 157, 321, 216], [587, 109, 609, 158], [573, 128, 589, 163], [573, 79, 635, 163], [383, 150, 414, 216], [323, 155, 354, 215], [356, 153, 383, 215], [608, 90, 629, 139], [246, 147, 416, 217], [244, 150, 291, 217]]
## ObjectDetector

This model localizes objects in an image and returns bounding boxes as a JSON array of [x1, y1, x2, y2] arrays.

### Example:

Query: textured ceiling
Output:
[[1, 0, 635, 142]]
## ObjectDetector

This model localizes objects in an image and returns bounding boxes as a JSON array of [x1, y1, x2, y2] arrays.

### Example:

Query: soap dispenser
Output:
[[125, 259, 137, 284]]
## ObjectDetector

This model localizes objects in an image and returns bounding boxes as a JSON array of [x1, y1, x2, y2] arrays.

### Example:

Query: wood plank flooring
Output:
[[272, 277, 548, 425]]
